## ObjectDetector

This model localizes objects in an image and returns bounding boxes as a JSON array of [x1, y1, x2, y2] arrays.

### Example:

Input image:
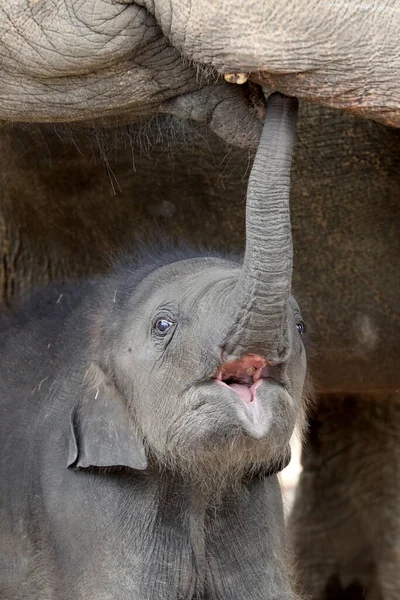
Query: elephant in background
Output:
[[1, 1, 400, 598]]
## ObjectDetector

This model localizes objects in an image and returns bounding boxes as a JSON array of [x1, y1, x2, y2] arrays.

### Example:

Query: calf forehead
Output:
[[133, 258, 239, 308]]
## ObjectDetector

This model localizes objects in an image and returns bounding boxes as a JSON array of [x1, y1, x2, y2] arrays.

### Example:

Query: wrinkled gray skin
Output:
[[0, 94, 308, 600], [1, 1, 400, 598], [1, 0, 399, 134]]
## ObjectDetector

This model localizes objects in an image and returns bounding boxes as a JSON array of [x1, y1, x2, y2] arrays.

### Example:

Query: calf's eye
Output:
[[154, 318, 173, 333], [296, 321, 306, 335]]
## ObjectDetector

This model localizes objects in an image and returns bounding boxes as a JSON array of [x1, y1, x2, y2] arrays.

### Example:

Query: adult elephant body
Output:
[[2, 0, 400, 130], [1, 0, 400, 598]]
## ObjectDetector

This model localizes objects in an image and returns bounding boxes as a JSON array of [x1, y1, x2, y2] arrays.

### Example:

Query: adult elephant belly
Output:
[[1, 101, 399, 395], [2, 0, 399, 131]]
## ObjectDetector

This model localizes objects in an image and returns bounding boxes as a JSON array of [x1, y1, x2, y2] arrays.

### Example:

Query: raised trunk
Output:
[[224, 92, 298, 364]]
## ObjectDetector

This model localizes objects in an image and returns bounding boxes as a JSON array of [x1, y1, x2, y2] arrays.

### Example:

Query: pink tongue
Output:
[[230, 383, 252, 404]]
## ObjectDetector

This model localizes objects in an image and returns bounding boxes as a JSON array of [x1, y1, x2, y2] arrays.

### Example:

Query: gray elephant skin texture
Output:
[[0, 94, 308, 600], [1, 0, 399, 128]]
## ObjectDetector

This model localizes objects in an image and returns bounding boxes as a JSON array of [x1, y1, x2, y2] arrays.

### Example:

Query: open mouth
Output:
[[214, 354, 269, 404]]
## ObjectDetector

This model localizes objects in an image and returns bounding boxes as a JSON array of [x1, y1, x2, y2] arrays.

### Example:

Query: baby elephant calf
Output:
[[0, 93, 308, 600]]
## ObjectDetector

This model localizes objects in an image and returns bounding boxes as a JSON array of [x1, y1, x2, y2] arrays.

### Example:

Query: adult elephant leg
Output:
[[289, 393, 400, 599]]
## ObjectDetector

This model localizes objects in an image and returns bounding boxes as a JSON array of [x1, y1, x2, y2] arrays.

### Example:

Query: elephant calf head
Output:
[[68, 93, 308, 486]]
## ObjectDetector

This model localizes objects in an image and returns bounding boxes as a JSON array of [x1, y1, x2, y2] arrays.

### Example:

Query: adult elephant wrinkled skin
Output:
[[0, 1, 400, 599], [1, 0, 400, 132]]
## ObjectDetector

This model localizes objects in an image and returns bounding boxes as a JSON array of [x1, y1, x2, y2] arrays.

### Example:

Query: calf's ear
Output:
[[67, 366, 147, 471]]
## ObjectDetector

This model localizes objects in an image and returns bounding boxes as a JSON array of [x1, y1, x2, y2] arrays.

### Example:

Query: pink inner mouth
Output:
[[228, 380, 262, 403], [215, 354, 268, 404]]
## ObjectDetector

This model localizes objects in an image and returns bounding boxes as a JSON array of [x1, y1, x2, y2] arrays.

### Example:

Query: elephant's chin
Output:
[[165, 377, 294, 486], [215, 378, 270, 439]]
